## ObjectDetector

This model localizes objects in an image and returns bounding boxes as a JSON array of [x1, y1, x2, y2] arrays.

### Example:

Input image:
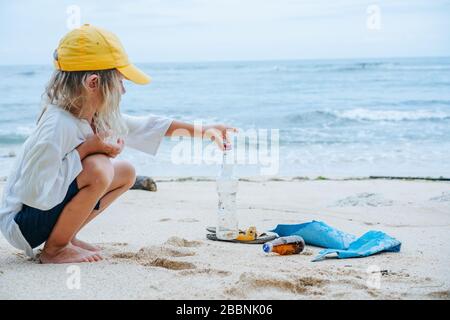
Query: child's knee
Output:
[[82, 155, 114, 189], [120, 161, 136, 188]]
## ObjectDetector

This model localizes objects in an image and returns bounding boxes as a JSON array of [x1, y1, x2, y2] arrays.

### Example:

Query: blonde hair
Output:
[[39, 69, 127, 137]]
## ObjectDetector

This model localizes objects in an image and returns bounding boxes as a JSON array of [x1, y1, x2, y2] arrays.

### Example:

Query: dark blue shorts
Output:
[[14, 178, 101, 249]]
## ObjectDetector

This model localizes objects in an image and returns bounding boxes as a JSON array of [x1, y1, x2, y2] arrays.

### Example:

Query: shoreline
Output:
[[3, 175, 449, 183], [154, 175, 450, 182]]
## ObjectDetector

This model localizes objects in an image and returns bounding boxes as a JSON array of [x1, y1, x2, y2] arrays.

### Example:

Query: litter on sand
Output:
[[270, 220, 401, 262]]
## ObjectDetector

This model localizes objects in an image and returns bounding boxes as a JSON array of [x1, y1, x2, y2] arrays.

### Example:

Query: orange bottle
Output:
[[263, 236, 305, 255]]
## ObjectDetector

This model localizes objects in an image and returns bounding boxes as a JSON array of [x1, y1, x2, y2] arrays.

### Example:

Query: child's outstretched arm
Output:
[[165, 120, 238, 150], [120, 113, 237, 154]]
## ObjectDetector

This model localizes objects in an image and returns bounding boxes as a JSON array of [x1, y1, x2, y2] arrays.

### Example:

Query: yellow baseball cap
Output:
[[53, 24, 150, 85]]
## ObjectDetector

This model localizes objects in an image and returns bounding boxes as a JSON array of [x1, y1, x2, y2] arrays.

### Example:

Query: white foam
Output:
[[332, 108, 450, 121]]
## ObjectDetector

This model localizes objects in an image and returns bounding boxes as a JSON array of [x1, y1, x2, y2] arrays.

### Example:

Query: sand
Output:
[[0, 178, 449, 300]]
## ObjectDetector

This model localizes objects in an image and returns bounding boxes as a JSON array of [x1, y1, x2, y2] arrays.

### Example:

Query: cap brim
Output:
[[116, 64, 151, 85]]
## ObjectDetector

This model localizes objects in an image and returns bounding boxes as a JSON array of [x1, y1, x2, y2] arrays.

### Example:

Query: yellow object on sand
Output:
[[53, 24, 151, 85], [235, 226, 258, 241]]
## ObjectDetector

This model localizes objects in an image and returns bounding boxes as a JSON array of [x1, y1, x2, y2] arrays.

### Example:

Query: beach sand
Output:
[[0, 178, 449, 300]]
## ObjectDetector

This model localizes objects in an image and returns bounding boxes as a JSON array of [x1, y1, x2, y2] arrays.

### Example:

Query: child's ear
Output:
[[86, 74, 99, 90]]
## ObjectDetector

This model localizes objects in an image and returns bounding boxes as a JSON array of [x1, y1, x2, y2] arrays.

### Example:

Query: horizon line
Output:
[[0, 54, 449, 68]]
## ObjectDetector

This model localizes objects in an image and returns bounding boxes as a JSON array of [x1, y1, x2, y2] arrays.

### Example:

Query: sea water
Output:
[[0, 57, 449, 178]]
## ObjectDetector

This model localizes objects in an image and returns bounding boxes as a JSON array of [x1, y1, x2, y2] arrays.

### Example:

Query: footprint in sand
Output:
[[142, 258, 195, 270], [225, 272, 327, 297], [112, 238, 199, 270], [331, 193, 394, 207], [165, 236, 203, 248], [429, 192, 450, 203], [165, 238, 232, 276]]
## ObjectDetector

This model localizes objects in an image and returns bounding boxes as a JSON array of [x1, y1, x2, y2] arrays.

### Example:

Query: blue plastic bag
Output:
[[270, 220, 357, 250], [270, 220, 401, 262]]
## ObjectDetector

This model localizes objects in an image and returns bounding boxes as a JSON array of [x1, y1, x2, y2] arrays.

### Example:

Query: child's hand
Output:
[[203, 124, 238, 150], [105, 138, 125, 158], [76, 132, 124, 159]]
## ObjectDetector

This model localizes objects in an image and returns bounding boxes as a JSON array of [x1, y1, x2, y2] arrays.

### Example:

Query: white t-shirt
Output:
[[0, 105, 173, 257]]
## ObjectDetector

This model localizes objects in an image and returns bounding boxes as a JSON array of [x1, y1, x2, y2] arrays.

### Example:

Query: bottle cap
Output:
[[223, 141, 232, 151], [262, 243, 273, 253]]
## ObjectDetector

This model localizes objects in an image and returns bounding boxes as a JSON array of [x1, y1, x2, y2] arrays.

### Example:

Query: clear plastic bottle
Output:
[[262, 236, 305, 255], [216, 142, 239, 240]]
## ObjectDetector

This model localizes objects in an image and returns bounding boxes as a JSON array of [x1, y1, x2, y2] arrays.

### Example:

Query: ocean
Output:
[[1, 57, 449, 178]]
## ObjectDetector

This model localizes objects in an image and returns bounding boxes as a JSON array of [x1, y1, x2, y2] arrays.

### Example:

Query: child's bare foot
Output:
[[40, 243, 102, 264], [71, 237, 101, 252]]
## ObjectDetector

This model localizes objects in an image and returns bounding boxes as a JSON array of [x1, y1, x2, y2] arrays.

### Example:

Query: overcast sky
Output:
[[1, 0, 449, 65]]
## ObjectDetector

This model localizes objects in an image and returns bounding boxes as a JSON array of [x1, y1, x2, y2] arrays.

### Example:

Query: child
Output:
[[0, 24, 235, 264]]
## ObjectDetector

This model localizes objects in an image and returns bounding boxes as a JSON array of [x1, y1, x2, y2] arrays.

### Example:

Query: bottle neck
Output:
[[221, 150, 234, 176]]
